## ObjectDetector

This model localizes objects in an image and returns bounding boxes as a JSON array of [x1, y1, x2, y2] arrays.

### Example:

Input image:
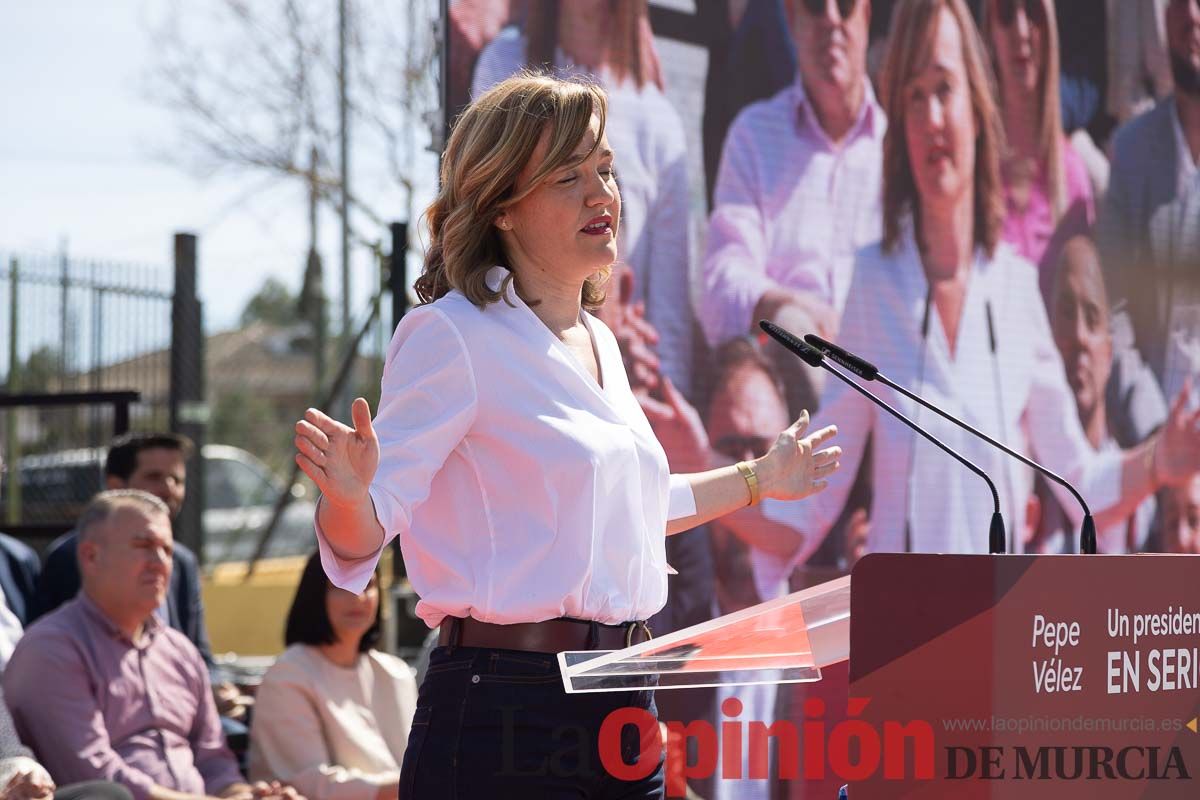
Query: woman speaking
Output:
[[293, 73, 841, 799]]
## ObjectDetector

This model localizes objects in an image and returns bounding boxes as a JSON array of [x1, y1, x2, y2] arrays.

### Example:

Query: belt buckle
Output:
[[624, 620, 652, 648]]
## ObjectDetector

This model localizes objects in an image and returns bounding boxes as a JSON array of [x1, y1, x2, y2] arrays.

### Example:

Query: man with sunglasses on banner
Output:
[[699, 0, 884, 417]]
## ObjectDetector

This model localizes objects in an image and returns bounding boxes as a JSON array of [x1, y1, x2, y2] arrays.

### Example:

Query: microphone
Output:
[[760, 320, 1007, 554], [803, 332, 1098, 555]]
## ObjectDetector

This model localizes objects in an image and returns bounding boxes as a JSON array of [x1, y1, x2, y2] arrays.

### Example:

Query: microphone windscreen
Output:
[[759, 320, 824, 367], [803, 333, 879, 380]]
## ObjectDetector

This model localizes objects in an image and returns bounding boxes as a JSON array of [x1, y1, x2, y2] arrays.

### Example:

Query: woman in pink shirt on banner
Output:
[[982, 0, 1095, 294], [292, 74, 841, 800]]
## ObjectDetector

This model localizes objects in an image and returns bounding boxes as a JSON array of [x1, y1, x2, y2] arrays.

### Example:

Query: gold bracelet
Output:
[[736, 461, 761, 507]]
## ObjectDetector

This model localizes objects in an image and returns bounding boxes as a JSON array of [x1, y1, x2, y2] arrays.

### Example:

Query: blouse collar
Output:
[[481, 266, 616, 409]]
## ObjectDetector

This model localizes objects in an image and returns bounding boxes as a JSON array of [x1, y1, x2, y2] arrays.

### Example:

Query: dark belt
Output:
[[437, 616, 653, 652]]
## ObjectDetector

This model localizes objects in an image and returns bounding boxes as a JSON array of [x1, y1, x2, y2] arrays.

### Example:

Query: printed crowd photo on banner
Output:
[[446, 0, 1200, 796]]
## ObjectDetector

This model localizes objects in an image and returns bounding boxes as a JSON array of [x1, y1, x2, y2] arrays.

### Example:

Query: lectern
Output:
[[560, 553, 1200, 797]]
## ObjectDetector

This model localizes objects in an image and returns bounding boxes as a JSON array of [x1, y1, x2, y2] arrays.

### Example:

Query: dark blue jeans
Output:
[[400, 645, 664, 799]]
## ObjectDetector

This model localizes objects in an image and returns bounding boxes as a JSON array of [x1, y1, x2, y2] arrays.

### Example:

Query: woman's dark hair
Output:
[[284, 552, 382, 652]]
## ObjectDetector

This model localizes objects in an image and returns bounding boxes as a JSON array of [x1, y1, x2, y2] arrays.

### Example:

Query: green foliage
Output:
[[9, 345, 60, 392], [208, 388, 296, 474], [240, 277, 299, 328]]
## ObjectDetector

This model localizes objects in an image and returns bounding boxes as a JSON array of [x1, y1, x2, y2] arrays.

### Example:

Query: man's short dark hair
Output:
[[105, 432, 195, 480], [285, 552, 382, 652]]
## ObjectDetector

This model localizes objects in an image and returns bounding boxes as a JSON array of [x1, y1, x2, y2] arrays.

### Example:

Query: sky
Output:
[[0, 0, 438, 336]]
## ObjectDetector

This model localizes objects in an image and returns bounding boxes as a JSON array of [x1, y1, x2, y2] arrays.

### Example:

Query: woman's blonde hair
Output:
[[878, 0, 1007, 257], [525, 0, 662, 90], [416, 72, 610, 310], [980, 0, 1067, 221]]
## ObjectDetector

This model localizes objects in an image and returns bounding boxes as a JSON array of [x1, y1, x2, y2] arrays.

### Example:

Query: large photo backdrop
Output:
[[444, 1, 1200, 796]]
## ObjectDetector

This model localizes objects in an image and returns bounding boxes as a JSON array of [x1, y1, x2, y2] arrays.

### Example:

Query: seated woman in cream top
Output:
[[249, 554, 416, 800]]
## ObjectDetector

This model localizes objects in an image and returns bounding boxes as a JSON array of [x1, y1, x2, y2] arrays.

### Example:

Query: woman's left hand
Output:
[[755, 410, 841, 502]]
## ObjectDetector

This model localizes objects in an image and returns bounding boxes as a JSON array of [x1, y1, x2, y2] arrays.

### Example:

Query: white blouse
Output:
[[317, 267, 696, 627], [760, 232, 1123, 566]]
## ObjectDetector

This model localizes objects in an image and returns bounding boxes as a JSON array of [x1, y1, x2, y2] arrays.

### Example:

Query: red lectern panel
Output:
[[847, 553, 1200, 798]]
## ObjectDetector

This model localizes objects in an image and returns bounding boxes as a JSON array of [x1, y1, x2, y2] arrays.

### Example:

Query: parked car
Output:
[[3, 444, 317, 564]]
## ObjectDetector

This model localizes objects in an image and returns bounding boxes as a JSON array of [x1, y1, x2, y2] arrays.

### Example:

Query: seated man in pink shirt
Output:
[[700, 0, 886, 412], [3, 490, 301, 800]]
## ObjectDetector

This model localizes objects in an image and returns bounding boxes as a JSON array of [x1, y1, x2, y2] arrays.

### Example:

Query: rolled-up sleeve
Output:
[[3, 631, 158, 800], [667, 474, 697, 522], [699, 114, 776, 348], [317, 306, 478, 593]]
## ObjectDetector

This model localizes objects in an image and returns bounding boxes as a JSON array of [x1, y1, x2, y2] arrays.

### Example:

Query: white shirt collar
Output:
[[791, 76, 884, 142], [484, 265, 507, 293]]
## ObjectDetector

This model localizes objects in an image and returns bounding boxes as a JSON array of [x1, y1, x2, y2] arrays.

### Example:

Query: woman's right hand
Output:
[[294, 397, 380, 509]]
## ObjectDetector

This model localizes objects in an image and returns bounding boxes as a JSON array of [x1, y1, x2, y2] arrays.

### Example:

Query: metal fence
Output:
[[1, 249, 173, 431], [0, 231, 409, 568], [1, 248, 176, 543]]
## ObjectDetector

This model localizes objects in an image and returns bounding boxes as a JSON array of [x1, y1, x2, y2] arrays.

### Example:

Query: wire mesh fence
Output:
[[1, 250, 173, 430], [1, 251, 174, 538], [0, 241, 397, 565]]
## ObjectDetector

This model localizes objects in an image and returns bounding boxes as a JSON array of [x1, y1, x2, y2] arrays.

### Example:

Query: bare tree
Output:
[[146, 0, 440, 244]]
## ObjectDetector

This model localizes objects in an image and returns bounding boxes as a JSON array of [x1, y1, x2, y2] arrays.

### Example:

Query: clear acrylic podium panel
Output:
[[557, 575, 850, 693]]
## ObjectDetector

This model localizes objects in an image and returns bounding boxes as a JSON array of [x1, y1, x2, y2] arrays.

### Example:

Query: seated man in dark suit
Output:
[[0, 532, 40, 629], [0, 532, 40, 674], [31, 433, 211, 663], [0, 453, 42, 670]]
